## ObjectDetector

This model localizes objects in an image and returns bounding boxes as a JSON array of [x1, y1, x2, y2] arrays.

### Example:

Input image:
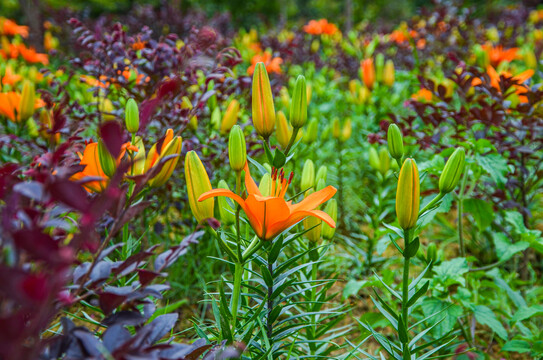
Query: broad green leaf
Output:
[[421, 298, 462, 337], [433, 258, 468, 287], [502, 340, 532, 353], [342, 279, 368, 300], [493, 233, 529, 263], [473, 305, 507, 340], [476, 153, 509, 187], [511, 305, 543, 322], [464, 198, 494, 231]]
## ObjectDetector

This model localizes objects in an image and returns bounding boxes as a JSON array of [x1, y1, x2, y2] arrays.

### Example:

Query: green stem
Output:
[[457, 166, 469, 257], [308, 242, 319, 356], [284, 127, 300, 157], [419, 192, 444, 215], [401, 229, 411, 359], [231, 261, 243, 332]]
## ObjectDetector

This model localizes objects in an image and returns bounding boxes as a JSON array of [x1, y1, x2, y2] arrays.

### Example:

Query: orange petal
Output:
[[245, 194, 290, 236], [265, 209, 335, 240], [198, 188, 247, 212], [244, 163, 261, 196], [290, 185, 337, 213], [513, 69, 534, 84]]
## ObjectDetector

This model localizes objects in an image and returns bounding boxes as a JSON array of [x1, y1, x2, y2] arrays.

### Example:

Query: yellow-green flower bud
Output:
[[315, 178, 326, 192], [369, 147, 380, 171], [275, 110, 291, 149], [387, 123, 404, 160], [259, 172, 272, 196], [303, 118, 318, 143], [439, 147, 465, 194], [252, 62, 275, 138], [98, 139, 116, 178], [383, 60, 395, 87], [379, 147, 390, 176], [301, 159, 315, 191], [290, 75, 307, 128], [316, 165, 327, 184], [396, 158, 420, 230], [302, 189, 322, 242], [280, 86, 290, 110], [211, 107, 221, 130], [149, 135, 182, 187], [125, 98, 139, 134], [19, 80, 35, 122], [375, 53, 385, 83], [217, 180, 235, 225], [349, 79, 358, 96], [185, 150, 214, 223], [322, 198, 337, 240], [26, 118, 39, 137], [220, 99, 240, 134], [130, 136, 146, 176], [359, 86, 370, 104], [427, 243, 437, 263], [228, 125, 247, 172], [340, 118, 352, 142], [332, 118, 341, 139]]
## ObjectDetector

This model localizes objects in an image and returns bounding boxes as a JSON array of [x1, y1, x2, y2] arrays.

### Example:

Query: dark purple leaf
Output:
[[102, 324, 132, 352], [99, 121, 123, 158], [99, 292, 127, 315]]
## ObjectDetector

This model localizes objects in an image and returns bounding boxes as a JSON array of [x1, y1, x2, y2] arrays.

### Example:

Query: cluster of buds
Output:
[[331, 118, 352, 142], [360, 56, 395, 91], [369, 146, 392, 177]]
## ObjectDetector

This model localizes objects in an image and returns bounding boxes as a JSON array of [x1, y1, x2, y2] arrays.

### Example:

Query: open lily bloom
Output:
[[198, 163, 337, 241]]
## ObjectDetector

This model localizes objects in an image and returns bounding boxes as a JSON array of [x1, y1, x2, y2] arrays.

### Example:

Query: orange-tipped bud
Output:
[[275, 110, 292, 149], [19, 80, 35, 122], [145, 129, 182, 187], [220, 99, 240, 134], [185, 150, 214, 223], [361, 58, 375, 90], [396, 158, 420, 230], [383, 60, 395, 87], [252, 62, 275, 138]]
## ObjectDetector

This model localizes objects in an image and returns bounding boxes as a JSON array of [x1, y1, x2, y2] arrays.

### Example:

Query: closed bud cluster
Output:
[[252, 62, 275, 138], [228, 125, 247, 172], [340, 119, 352, 142], [185, 150, 214, 223], [396, 158, 420, 230], [387, 123, 404, 160], [290, 75, 308, 128], [125, 98, 139, 134], [439, 147, 465, 194]]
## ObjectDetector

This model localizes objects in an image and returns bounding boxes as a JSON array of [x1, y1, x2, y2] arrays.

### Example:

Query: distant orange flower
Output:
[[198, 164, 337, 241], [472, 65, 534, 102], [18, 44, 49, 65], [361, 58, 375, 89], [0, 91, 45, 122], [0, 19, 29, 38], [1, 66, 22, 86], [411, 88, 433, 102], [482, 44, 518, 67], [303, 19, 338, 36], [416, 38, 426, 49], [389, 30, 410, 44], [132, 37, 146, 51], [247, 51, 282, 75]]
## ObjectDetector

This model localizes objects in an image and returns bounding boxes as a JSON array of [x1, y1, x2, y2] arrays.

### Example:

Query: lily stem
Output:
[[401, 228, 412, 359], [231, 170, 244, 334], [457, 165, 470, 257], [284, 127, 300, 157]]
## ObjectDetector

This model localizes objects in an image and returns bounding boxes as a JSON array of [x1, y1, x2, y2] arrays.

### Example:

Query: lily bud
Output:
[[125, 98, 139, 134], [303, 118, 318, 143], [349, 79, 358, 96], [26, 118, 39, 137], [211, 107, 221, 130], [387, 123, 404, 160], [220, 99, 240, 134], [439, 147, 465, 194], [275, 110, 292, 149], [322, 199, 337, 240], [369, 147, 380, 171], [148, 134, 182, 187], [340, 118, 352, 142], [359, 86, 370, 104], [19, 80, 35, 121], [98, 140, 117, 178], [185, 150, 214, 223], [301, 159, 315, 191], [217, 180, 236, 225], [302, 189, 322, 242], [280, 86, 290, 110], [306, 83, 312, 104], [316, 165, 327, 184], [259, 172, 272, 196], [252, 62, 275, 138], [379, 147, 390, 176], [290, 75, 307, 128], [383, 60, 395, 87], [375, 53, 385, 83], [332, 118, 341, 139], [228, 125, 247, 172], [130, 136, 146, 176], [396, 158, 420, 230], [427, 243, 437, 264], [361, 58, 375, 90]]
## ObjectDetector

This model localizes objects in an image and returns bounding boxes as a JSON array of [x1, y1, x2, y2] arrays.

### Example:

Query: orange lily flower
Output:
[[303, 19, 338, 36], [411, 88, 433, 102], [361, 58, 375, 89], [472, 66, 534, 102], [1, 66, 22, 86], [18, 44, 49, 65], [0, 91, 45, 122], [198, 164, 337, 241], [71, 141, 139, 193], [0, 19, 29, 38], [248, 51, 283, 76], [482, 44, 518, 67]]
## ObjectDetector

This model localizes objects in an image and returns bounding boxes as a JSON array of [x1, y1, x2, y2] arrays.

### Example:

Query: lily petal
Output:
[[265, 209, 335, 239], [290, 185, 337, 213], [198, 188, 247, 213], [244, 163, 261, 196]]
